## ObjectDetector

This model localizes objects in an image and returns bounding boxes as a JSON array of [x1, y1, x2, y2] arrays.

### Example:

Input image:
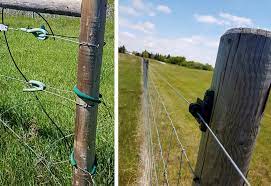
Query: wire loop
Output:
[[20, 25, 49, 40], [23, 80, 46, 92], [70, 150, 97, 175], [0, 23, 7, 31], [73, 85, 102, 104], [79, 42, 99, 48]]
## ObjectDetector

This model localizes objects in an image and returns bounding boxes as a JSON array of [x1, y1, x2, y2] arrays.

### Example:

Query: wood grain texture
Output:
[[0, 0, 81, 17], [193, 28, 271, 186], [72, 0, 107, 185], [141, 59, 152, 185]]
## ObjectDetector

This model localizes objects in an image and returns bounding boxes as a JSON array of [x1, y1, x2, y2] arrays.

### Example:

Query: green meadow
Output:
[[119, 53, 142, 185], [119, 53, 271, 185], [0, 6, 114, 185]]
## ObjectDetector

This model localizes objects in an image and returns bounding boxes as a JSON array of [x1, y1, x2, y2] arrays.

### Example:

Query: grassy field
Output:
[[0, 7, 114, 186], [119, 53, 142, 185], [119, 53, 271, 185]]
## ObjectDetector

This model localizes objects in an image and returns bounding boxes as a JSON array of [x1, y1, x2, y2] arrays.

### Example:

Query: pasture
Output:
[[0, 7, 114, 185], [119, 53, 271, 185], [119, 53, 142, 185]]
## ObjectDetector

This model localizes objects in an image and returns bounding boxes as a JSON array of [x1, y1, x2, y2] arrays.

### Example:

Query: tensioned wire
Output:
[[147, 91, 159, 186], [0, 9, 112, 184], [149, 72, 197, 177], [148, 74, 185, 185], [6, 10, 79, 44], [148, 89, 169, 185], [1, 8, 72, 151], [0, 74, 73, 93], [0, 95, 93, 184], [7, 27, 80, 44], [0, 75, 78, 182], [150, 66, 251, 186], [0, 73, 113, 118], [0, 118, 61, 185], [176, 152, 184, 185]]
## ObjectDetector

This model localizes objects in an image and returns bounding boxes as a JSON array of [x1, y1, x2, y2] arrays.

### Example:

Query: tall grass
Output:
[[0, 7, 114, 185], [119, 53, 142, 185], [119, 53, 271, 185]]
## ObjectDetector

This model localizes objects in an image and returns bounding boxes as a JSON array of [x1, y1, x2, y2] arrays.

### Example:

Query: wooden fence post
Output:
[[143, 59, 149, 98], [142, 58, 152, 185], [0, 0, 82, 17], [193, 28, 271, 185], [72, 0, 107, 185]]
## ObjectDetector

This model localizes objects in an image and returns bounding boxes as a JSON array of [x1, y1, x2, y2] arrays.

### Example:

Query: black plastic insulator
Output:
[[193, 176, 201, 184], [189, 90, 214, 132]]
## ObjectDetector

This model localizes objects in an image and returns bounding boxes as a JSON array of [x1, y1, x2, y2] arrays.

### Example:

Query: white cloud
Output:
[[149, 11, 156, 17], [132, 0, 154, 16], [219, 12, 253, 27], [131, 21, 155, 33], [195, 12, 253, 27], [120, 0, 171, 17], [132, 0, 145, 10], [157, 5, 172, 14], [119, 5, 139, 16], [180, 36, 219, 48], [194, 14, 225, 25], [120, 31, 136, 39], [119, 18, 155, 34], [119, 32, 219, 66]]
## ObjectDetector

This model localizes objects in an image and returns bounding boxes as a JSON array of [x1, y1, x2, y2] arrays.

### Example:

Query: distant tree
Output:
[[118, 45, 126, 53], [150, 52, 155, 59], [137, 50, 213, 71], [203, 63, 213, 71], [142, 50, 150, 58], [154, 53, 159, 60], [133, 51, 141, 57], [167, 56, 186, 65]]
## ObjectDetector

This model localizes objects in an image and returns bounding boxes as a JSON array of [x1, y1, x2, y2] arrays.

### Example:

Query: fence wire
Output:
[[143, 61, 197, 185], [144, 60, 251, 186], [0, 9, 113, 185]]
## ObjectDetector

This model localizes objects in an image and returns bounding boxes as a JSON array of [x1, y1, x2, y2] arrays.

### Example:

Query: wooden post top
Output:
[[223, 27, 271, 37], [0, 0, 82, 17]]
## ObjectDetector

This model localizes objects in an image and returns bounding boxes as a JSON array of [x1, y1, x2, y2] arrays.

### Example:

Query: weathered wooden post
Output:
[[143, 59, 149, 102], [193, 28, 271, 185], [142, 58, 152, 185], [72, 0, 107, 185], [0, 0, 82, 17]]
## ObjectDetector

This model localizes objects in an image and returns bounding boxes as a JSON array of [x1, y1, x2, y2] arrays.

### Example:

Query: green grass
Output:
[[119, 53, 271, 185], [119, 53, 142, 185], [0, 11, 114, 185]]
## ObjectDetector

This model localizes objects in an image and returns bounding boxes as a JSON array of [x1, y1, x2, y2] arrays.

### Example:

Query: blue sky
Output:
[[119, 0, 271, 66]]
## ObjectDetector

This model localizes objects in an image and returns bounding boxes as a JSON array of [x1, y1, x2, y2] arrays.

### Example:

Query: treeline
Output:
[[119, 45, 213, 71], [118, 45, 126, 53]]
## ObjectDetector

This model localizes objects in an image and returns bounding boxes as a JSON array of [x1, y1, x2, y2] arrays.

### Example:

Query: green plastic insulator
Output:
[[70, 150, 77, 167], [73, 85, 101, 104], [90, 165, 97, 175], [70, 150, 97, 175]]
